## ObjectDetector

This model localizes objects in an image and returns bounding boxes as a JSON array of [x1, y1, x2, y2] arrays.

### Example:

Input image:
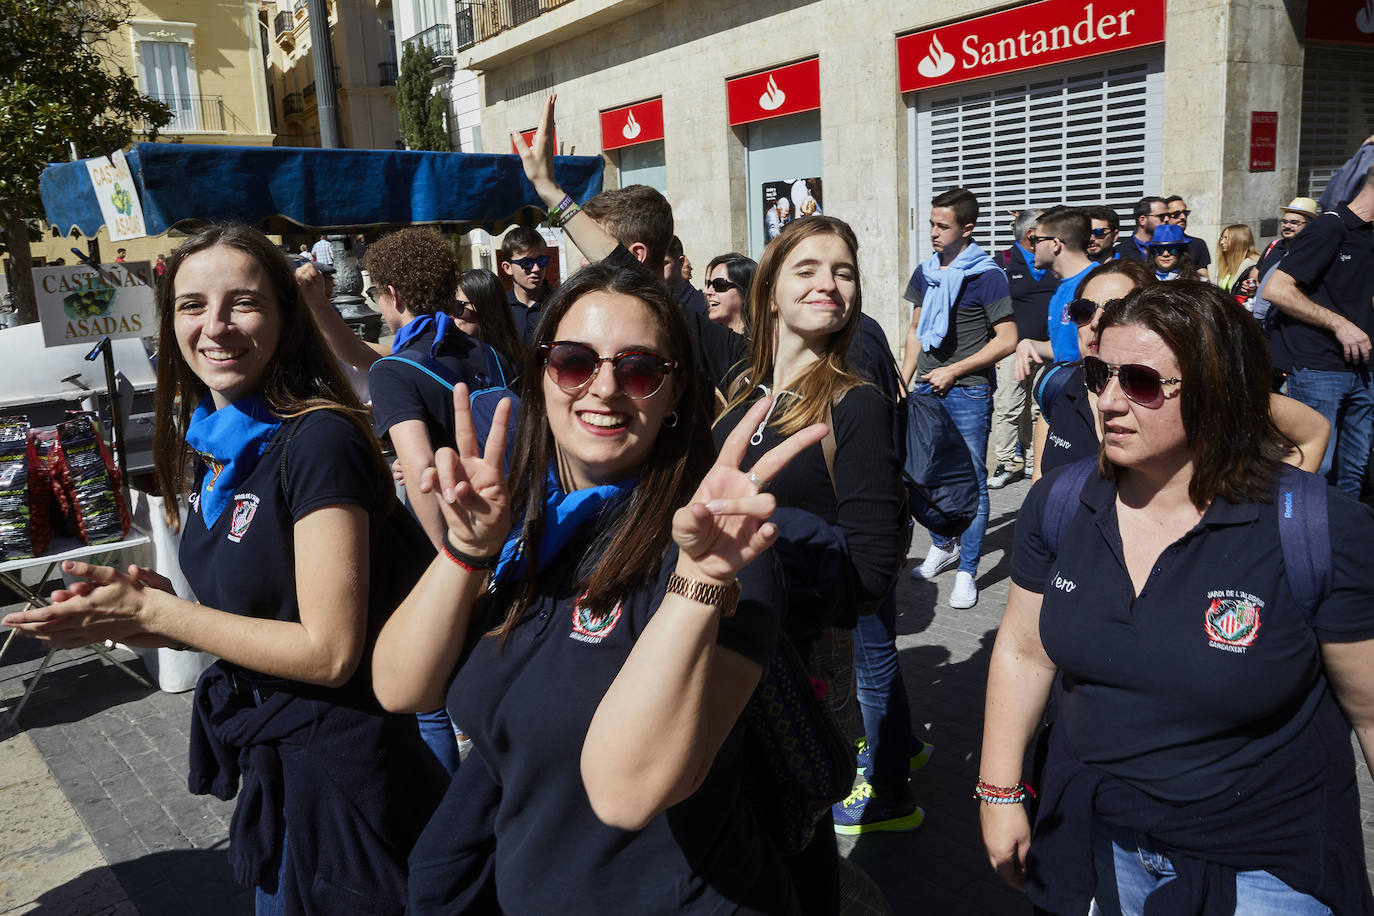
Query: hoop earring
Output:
[[664, 410, 679, 428]]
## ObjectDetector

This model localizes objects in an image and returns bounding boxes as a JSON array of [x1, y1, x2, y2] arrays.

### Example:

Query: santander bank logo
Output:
[[622, 110, 641, 140], [758, 74, 786, 111], [917, 35, 956, 78]]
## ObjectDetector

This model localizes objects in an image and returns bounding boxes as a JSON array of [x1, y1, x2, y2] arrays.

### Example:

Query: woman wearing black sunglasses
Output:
[[1031, 262, 1327, 482], [454, 268, 526, 383], [371, 262, 824, 914], [704, 252, 756, 335], [981, 280, 1374, 914]]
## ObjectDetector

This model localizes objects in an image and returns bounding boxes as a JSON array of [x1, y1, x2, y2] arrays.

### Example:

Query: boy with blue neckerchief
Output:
[[901, 187, 1016, 610]]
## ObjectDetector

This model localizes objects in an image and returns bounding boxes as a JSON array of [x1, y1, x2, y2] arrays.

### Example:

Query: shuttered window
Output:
[[911, 52, 1163, 258], [1298, 45, 1374, 199]]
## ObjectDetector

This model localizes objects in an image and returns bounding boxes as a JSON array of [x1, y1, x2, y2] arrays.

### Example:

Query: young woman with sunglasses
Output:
[[454, 267, 526, 381], [4, 225, 448, 913], [371, 262, 825, 914], [704, 252, 757, 335], [1032, 262, 1326, 481], [981, 280, 1374, 914], [715, 216, 912, 906], [1144, 224, 1195, 282]]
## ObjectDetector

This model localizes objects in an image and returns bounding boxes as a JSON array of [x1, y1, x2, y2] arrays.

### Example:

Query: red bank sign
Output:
[[727, 58, 821, 127], [1306, 0, 1374, 46], [511, 127, 557, 154], [600, 98, 665, 152], [1249, 111, 1277, 171], [898, 0, 1166, 93]]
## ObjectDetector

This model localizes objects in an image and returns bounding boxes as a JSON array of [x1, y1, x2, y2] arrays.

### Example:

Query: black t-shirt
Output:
[[1012, 466, 1374, 803], [1185, 234, 1211, 270], [445, 535, 790, 913], [369, 325, 515, 449], [1035, 363, 1097, 476], [1273, 205, 1374, 372], [714, 384, 906, 612], [1002, 245, 1057, 341]]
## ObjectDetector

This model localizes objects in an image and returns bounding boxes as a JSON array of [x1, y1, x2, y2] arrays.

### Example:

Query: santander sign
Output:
[[898, 0, 1165, 93]]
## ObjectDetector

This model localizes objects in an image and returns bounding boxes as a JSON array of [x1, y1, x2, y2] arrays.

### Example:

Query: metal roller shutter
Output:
[[1298, 45, 1374, 199], [911, 52, 1163, 258]]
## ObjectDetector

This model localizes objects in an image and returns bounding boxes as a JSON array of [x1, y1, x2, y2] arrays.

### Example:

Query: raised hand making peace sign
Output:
[[421, 382, 515, 558]]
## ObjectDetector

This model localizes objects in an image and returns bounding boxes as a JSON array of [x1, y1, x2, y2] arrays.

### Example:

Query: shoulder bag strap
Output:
[[1041, 457, 1096, 557], [1276, 465, 1332, 622]]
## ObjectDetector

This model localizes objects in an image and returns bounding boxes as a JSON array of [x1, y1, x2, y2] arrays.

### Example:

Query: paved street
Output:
[[3, 472, 1373, 914]]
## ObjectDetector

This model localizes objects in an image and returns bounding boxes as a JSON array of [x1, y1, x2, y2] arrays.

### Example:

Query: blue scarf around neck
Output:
[[184, 394, 282, 526], [392, 312, 457, 357], [492, 468, 637, 584], [915, 241, 1001, 351]]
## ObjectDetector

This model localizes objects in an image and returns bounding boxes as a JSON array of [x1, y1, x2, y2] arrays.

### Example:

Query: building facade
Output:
[[454, 0, 1374, 344]]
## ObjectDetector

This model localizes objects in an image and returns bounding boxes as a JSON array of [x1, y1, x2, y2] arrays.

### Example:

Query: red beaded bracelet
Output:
[[974, 779, 1037, 804]]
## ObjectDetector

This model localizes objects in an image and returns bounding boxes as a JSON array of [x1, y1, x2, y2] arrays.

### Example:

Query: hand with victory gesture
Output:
[[672, 397, 827, 584], [420, 382, 515, 557]]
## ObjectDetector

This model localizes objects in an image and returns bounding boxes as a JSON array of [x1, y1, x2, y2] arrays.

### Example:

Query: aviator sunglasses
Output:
[[540, 341, 677, 399], [1082, 355, 1181, 407], [510, 255, 550, 272], [707, 277, 739, 293]]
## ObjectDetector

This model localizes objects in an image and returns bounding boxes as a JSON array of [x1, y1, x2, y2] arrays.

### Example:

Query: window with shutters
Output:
[[131, 22, 203, 131], [1298, 45, 1374, 199], [909, 52, 1163, 262]]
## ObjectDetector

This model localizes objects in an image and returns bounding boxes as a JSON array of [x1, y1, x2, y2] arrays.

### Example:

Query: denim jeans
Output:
[[255, 827, 288, 915], [1283, 367, 1374, 496], [1091, 825, 1332, 916], [921, 383, 993, 576], [417, 708, 461, 775], [853, 585, 914, 801]]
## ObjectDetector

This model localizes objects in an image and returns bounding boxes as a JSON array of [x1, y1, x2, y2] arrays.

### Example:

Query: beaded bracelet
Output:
[[974, 779, 1036, 805], [441, 530, 499, 573]]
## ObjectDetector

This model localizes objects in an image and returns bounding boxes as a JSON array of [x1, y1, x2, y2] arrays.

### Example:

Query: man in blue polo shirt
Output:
[[1113, 196, 1167, 262], [1267, 165, 1374, 495], [1033, 206, 1096, 363]]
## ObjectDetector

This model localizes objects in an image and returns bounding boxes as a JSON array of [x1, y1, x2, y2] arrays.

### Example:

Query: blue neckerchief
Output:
[[1154, 269, 1180, 281], [184, 394, 281, 527], [915, 241, 1001, 351], [392, 312, 456, 357], [1015, 243, 1049, 282], [492, 468, 637, 584]]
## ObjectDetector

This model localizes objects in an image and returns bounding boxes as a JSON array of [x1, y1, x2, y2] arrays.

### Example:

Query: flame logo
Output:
[[1357, 0, 1374, 33], [917, 34, 956, 79], [758, 74, 786, 111], [622, 110, 642, 140]]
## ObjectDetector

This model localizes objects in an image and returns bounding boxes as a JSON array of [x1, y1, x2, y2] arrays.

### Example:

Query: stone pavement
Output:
[[3, 472, 1373, 914]]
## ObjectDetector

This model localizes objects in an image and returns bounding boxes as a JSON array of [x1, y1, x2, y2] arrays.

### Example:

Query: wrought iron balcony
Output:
[[143, 95, 226, 132], [456, 0, 574, 49], [273, 10, 294, 35], [379, 61, 397, 86], [283, 92, 304, 115], [404, 22, 452, 62]]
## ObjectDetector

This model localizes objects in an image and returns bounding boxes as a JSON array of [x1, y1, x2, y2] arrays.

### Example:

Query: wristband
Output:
[[974, 779, 1036, 805], [546, 194, 581, 228], [441, 529, 499, 573]]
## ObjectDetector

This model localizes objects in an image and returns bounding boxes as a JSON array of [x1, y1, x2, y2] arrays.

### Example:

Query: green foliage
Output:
[[396, 43, 451, 152]]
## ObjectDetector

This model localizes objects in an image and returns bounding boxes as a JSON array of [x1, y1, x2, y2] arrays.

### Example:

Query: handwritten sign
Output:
[[85, 151, 147, 241], [34, 262, 156, 348]]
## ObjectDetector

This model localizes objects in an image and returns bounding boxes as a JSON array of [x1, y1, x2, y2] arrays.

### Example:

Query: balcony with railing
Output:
[[379, 61, 397, 86], [458, 0, 654, 66], [403, 22, 452, 64], [273, 10, 293, 35], [143, 95, 226, 133], [283, 92, 304, 115]]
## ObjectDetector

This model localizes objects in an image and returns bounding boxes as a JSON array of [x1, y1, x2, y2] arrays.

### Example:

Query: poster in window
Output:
[[762, 178, 823, 241]]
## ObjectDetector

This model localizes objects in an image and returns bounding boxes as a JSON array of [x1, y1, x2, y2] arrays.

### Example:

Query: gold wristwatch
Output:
[[666, 572, 741, 618]]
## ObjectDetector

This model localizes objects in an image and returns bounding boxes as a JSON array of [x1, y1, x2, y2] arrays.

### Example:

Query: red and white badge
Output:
[[726, 58, 821, 126], [600, 98, 665, 151]]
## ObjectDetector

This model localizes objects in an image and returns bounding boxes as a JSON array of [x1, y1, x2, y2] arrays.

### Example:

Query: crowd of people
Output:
[[5, 99, 1374, 915]]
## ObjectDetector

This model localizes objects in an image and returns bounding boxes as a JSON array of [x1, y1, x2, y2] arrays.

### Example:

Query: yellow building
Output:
[[265, 0, 400, 152]]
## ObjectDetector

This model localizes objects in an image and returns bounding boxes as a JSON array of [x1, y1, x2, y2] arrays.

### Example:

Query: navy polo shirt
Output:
[[369, 324, 514, 450], [1113, 237, 1148, 262], [1184, 233, 1211, 271], [1012, 466, 1374, 804], [444, 534, 790, 912], [1002, 245, 1057, 341], [1272, 204, 1374, 372], [1034, 364, 1097, 476], [507, 284, 551, 348]]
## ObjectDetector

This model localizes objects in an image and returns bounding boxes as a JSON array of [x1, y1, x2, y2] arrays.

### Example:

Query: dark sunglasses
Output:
[[1152, 245, 1186, 257], [1089, 227, 1113, 238], [510, 255, 550, 271], [1165, 209, 1191, 220], [1026, 234, 1056, 246], [1064, 298, 1103, 327], [1082, 355, 1181, 406], [707, 277, 739, 293], [454, 299, 478, 322], [540, 341, 677, 399]]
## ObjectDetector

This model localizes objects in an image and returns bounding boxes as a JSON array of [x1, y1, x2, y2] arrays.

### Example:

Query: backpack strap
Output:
[[1276, 465, 1332, 622], [373, 353, 459, 390], [1033, 362, 1074, 422], [277, 418, 303, 510], [477, 343, 508, 392], [1041, 457, 1096, 556]]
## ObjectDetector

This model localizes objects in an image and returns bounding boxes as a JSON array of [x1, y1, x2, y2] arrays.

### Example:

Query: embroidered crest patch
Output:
[[570, 592, 623, 644], [1203, 590, 1264, 653], [227, 493, 261, 543]]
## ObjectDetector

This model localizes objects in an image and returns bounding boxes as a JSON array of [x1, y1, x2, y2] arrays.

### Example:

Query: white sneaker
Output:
[[949, 571, 978, 609], [911, 542, 960, 580]]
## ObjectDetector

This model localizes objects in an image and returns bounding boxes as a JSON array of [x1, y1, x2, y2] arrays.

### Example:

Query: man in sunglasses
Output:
[[1032, 206, 1096, 364], [499, 226, 554, 348], [1084, 205, 1121, 265], [1161, 195, 1211, 280], [1113, 196, 1168, 262], [1265, 164, 1374, 495]]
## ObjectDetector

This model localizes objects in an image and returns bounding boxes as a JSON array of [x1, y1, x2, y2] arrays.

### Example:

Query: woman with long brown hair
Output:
[[4, 224, 446, 914], [371, 261, 825, 913]]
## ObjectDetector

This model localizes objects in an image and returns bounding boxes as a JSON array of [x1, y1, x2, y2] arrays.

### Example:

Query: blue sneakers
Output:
[[832, 783, 925, 835], [854, 737, 933, 777]]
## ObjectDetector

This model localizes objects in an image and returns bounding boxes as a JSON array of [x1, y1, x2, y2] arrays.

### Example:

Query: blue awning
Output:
[[40, 143, 604, 237]]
